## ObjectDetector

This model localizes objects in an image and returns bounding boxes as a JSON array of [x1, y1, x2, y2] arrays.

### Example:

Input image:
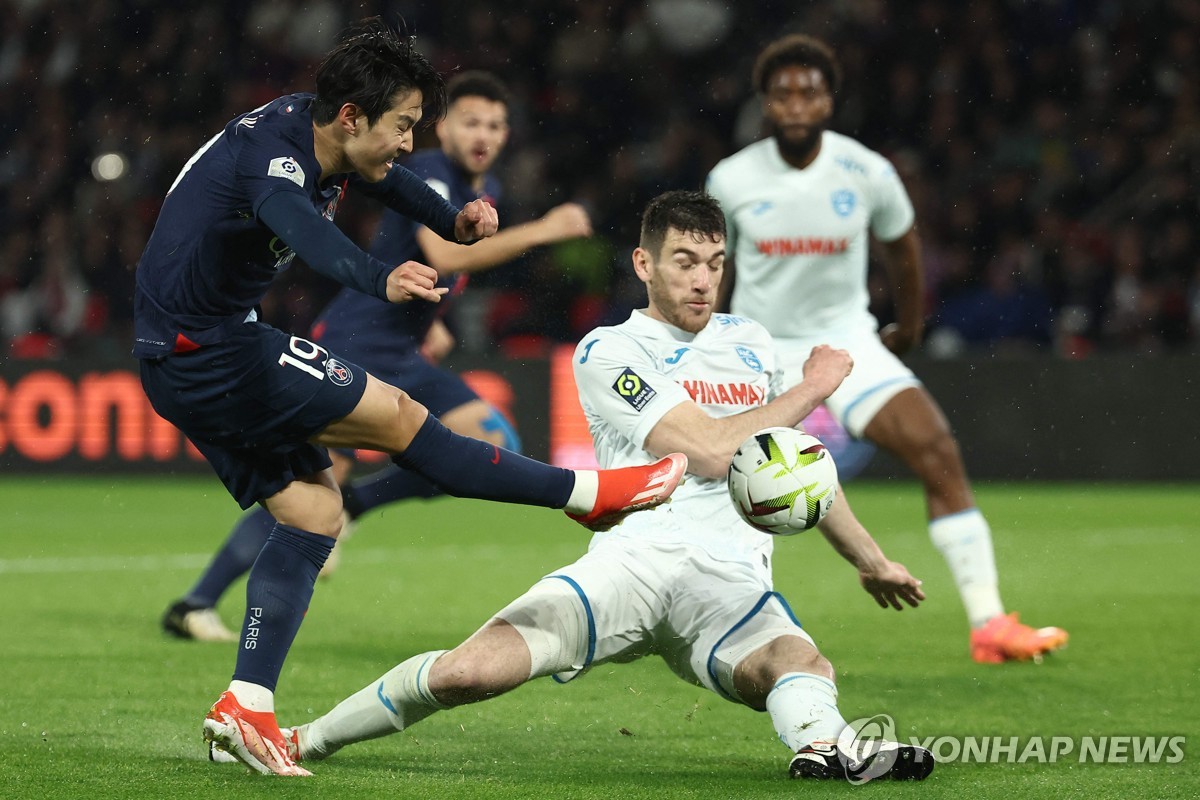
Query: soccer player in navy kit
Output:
[[134, 20, 684, 776], [162, 72, 593, 643]]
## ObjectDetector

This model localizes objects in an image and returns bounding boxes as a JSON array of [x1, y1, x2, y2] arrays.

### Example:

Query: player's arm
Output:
[[816, 495, 925, 610], [642, 345, 852, 479], [257, 190, 444, 303], [414, 202, 592, 276], [877, 226, 924, 355], [350, 166, 498, 243]]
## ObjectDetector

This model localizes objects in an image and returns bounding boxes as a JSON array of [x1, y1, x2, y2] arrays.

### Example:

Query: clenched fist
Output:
[[386, 261, 448, 303], [455, 198, 499, 242]]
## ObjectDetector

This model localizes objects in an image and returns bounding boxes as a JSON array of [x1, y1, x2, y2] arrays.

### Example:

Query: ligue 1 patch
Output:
[[831, 189, 856, 217], [268, 156, 305, 188], [326, 358, 353, 386], [736, 346, 763, 373], [612, 368, 656, 411]]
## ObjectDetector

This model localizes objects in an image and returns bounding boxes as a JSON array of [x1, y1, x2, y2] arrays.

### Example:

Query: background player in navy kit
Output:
[[162, 72, 593, 643], [134, 19, 684, 777]]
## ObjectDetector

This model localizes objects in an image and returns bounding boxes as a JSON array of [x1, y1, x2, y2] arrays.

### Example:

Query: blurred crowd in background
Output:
[[1, 0, 1197, 361]]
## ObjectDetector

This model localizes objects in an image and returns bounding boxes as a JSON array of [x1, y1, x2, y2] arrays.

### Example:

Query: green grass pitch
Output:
[[1, 477, 1197, 799]]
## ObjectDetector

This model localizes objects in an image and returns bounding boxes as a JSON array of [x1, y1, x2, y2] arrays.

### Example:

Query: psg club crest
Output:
[[831, 189, 856, 217], [326, 358, 353, 386]]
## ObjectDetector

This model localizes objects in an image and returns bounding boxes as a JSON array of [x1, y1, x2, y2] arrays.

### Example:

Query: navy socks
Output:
[[232, 523, 334, 692], [393, 414, 574, 508]]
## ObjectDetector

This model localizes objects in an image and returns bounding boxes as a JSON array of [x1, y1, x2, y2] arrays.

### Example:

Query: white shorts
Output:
[[776, 329, 921, 437], [496, 537, 813, 705]]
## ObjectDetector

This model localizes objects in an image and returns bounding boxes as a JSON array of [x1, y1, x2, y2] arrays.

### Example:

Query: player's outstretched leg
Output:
[[383, 414, 687, 531], [281, 650, 452, 763]]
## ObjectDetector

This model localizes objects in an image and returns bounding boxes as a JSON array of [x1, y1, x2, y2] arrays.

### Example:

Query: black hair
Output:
[[639, 190, 726, 257], [446, 70, 510, 107], [312, 17, 446, 127], [752, 34, 841, 98]]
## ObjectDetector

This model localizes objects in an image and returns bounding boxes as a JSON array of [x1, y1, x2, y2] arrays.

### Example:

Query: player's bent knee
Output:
[[436, 651, 521, 699], [495, 581, 590, 679], [728, 631, 829, 705], [266, 485, 345, 538], [388, 388, 432, 449], [275, 504, 345, 538]]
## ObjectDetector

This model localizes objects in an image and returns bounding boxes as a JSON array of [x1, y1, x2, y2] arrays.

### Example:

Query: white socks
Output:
[[229, 680, 273, 713], [564, 470, 599, 514], [929, 508, 1004, 628], [766, 672, 848, 751], [303, 651, 449, 759]]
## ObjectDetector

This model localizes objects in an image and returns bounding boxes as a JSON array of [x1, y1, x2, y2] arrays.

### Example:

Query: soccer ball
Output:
[[727, 427, 838, 535]]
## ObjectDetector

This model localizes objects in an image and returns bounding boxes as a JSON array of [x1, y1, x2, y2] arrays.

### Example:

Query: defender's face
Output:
[[349, 89, 423, 182], [763, 65, 832, 154], [439, 95, 509, 176], [637, 227, 725, 334]]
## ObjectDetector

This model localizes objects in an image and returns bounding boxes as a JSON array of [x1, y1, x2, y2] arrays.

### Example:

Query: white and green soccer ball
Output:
[[727, 427, 839, 535]]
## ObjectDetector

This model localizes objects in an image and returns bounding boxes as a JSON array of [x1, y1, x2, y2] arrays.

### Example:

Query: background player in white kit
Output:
[[705, 34, 1067, 663], [266, 191, 933, 782]]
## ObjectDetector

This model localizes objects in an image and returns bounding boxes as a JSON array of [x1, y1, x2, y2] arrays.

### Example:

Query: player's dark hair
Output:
[[752, 34, 841, 98], [447, 71, 510, 107], [639, 190, 726, 257], [313, 17, 446, 128]]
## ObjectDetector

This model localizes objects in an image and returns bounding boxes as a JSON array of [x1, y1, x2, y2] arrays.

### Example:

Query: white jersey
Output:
[[572, 310, 781, 562], [706, 131, 914, 339]]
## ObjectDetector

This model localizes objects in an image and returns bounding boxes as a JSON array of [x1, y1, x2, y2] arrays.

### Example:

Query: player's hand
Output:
[[420, 319, 456, 363], [455, 198, 499, 242], [879, 323, 921, 355], [386, 261, 448, 303], [859, 560, 925, 611], [800, 345, 853, 400], [540, 202, 593, 241]]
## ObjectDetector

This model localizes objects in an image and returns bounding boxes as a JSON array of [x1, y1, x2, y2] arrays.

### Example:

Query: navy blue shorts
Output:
[[140, 322, 369, 509], [315, 331, 479, 459]]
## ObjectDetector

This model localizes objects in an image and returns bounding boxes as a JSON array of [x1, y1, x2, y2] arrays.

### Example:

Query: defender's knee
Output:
[[740, 635, 835, 695], [432, 646, 526, 704]]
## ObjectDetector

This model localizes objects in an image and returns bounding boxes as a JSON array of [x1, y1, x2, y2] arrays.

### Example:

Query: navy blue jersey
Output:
[[313, 149, 502, 354], [133, 94, 459, 358]]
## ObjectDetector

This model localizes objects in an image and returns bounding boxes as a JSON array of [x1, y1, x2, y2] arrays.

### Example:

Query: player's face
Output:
[[349, 89, 424, 182], [637, 227, 725, 334], [438, 96, 509, 177], [763, 65, 832, 162]]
